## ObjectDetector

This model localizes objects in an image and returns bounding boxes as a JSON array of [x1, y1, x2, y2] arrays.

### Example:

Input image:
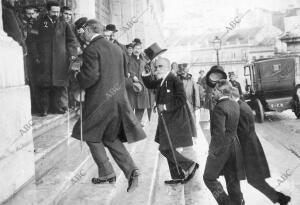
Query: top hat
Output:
[[144, 43, 167, 61], [105, 24, 118, 32], [206, 65, 227, 88]]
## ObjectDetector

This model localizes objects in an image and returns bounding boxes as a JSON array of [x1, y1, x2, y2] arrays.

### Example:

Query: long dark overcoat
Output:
[[127, 55, 151, 109], [72, 36, 146, 143], [237, 100, 271, 181], [208, 98, 245, 180], [35, 15, 77, 87], [142, 72, 196, 150]]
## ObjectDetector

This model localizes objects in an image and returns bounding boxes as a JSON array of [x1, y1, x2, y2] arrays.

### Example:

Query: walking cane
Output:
[[158, 109, 181, 176], [79, 88, 83, 153], [67, 88, 70, 145]]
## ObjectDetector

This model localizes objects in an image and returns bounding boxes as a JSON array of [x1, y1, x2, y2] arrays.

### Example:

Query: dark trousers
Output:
[[160, 148, 194, 180], [248, 179, 279, 203], [37, 86, 68, 113], [134, 109, 144, 122], [203, 146, 243, 205], [87, 137, 137, 180]]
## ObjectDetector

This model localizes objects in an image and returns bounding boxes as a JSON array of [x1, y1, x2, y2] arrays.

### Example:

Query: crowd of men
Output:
[[2, 0, 293, 204], [2, 0, 154, 120]]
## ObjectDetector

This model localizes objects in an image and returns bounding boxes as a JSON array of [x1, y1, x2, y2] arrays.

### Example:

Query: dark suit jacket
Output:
[[237, 100, 270, 181], [72, 36, 146, 144], [208, 97, 245, 180], [142, 72, 196, 150]]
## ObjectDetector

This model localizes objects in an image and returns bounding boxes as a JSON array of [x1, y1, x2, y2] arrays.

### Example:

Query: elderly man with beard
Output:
[[231, 87, 291, 205], [142, 57, 199, 185], [203, 79, 245, 205], [71, 19, 146, 192]]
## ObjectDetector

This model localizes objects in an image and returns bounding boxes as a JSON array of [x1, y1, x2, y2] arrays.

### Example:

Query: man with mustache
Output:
[[34, 1, 77, 116]]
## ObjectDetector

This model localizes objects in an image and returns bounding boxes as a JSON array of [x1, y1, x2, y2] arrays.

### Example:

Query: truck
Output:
[[243, 55, 300, 122]]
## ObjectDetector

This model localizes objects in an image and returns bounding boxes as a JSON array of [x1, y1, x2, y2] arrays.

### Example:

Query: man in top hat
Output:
[[142, 57, 199, 184], [229, 72, 243, 97], [231, 87, 291, 205], [71, 19, 147, 192], [203, 79, 245, 205]]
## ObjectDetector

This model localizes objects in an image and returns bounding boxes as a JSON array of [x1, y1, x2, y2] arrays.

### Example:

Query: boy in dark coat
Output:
[[203, 79, 245, 205], [231, 87, 291, 205], [142, 57, 198, 185], [71, 19, 147, 193]]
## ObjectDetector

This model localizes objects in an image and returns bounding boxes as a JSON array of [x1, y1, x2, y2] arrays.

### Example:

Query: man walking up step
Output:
[[142, 57, 199, 185], [71, 19, 146, 193], [231, 87, 291, 205]]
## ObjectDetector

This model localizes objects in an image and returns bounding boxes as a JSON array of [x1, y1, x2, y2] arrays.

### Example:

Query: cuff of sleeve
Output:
[[163, 104, 167, 111]]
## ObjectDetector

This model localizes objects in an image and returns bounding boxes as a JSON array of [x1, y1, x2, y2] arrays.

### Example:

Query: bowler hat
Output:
[[144, 43, 167, 61], [105, 24, 118, 32], [133, 38, 142, 45], [206, 65, 227, 88], [126, 43, 134, 49], [132, 81, 144, 93]]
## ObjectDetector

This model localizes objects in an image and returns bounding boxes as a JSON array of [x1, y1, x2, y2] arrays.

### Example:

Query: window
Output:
[[273, 64, 281, 73]]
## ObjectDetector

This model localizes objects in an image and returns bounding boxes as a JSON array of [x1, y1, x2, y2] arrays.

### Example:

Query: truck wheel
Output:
[[255, 98, 264, 123]]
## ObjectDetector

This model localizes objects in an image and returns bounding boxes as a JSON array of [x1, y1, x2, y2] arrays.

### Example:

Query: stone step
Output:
[[151, 153, 185, 205], [2, 138, 91, 205], [56, 142, 138, 205], [32, 110, 77, 139], [57, 114, 159, 205], [34, 115, 78, 180]]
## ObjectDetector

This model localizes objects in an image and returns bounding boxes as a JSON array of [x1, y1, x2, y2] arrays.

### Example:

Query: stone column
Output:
[[73, 0, 96, 20], [0, 1, 35, 203]]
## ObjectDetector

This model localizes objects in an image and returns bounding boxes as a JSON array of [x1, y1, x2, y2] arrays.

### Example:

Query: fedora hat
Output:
[[206, 65, 227, 88], [144, 43, 167, 61], [132, 81, 144, 93]]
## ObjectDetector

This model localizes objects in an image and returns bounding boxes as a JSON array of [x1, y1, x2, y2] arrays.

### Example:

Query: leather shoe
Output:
[[91, 176, 116, 184], [39, 111, 48, 117], [181, 163, 199, 184], [164, 179, 183, 185], [127, 169, 139, 192], [277, 192, 291, 205]]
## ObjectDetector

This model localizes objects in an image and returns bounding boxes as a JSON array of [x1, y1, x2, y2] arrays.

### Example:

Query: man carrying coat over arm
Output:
[[141, 57, 199, 185], [231, 87, 291, 205], [71, 19, 147, 193]]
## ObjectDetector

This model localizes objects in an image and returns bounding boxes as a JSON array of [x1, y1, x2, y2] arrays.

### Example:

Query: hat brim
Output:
[[149, 49, 167, 61]]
